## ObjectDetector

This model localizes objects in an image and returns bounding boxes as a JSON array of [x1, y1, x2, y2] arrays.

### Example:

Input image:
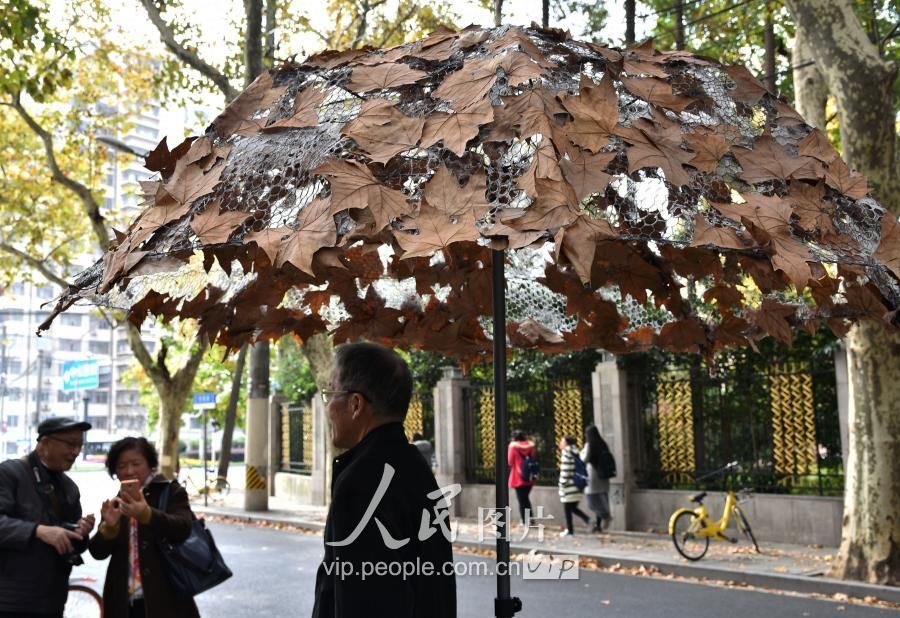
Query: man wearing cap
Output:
[[0, 417, 96, 617]]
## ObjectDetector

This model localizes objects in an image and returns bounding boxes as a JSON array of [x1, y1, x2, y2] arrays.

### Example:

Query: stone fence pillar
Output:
[[434, 366, 469, 515], [592, 358, 632, 530]]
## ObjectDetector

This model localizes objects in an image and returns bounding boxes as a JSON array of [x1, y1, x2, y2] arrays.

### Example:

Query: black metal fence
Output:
[[281, 402, 313, 475], [463, 376, 593, 486], [631, 356, 843, 496]]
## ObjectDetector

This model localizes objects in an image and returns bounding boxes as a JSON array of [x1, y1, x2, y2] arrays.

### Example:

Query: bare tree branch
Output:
[[244, 0, 264, 87], [9, 93, 109, 252], [139, 0, 240, 102], [0, 243, 70, 288], [126, 322, 166, 387]]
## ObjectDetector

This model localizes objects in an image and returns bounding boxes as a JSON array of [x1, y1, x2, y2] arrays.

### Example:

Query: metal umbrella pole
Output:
[[492, 248, 521, 618]]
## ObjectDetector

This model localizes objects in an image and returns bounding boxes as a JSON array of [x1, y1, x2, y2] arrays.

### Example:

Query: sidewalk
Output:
[[192, 490, 900, 606]]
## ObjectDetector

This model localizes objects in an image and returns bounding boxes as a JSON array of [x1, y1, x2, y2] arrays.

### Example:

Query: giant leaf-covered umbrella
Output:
[[41, 24, 900, 617]]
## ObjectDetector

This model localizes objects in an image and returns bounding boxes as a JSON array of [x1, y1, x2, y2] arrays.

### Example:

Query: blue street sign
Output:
[[62, 360, 99, 391], [193, 392, 217, 408]]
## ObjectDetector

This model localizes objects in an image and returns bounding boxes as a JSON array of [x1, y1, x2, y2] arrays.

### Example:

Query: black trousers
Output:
[[129, 598, 146, 618], [513, 485, 533, 524], [563, 501, 590, 533]]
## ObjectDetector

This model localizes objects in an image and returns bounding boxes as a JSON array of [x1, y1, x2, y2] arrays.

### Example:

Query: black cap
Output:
[[37, 417, 92, 439]]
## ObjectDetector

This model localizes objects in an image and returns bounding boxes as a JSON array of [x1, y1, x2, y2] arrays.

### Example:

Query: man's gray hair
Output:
[[333, 342, 413, 419]]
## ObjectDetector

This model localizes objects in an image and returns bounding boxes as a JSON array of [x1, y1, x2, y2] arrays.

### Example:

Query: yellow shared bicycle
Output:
[[668, 461, 760, 561]]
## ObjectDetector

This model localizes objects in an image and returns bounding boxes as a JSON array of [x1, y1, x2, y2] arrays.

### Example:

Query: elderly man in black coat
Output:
[[312, 342, 457, 618], [0, 418, 96, 618]]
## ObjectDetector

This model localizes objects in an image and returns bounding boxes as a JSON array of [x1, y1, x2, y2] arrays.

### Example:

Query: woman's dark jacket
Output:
[[312, 422, 457, 618], [0, 452, 88, 615], [89, 475, 200, 618]]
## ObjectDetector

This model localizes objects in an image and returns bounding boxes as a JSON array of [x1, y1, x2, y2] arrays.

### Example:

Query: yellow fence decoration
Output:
[[302, 404, 313, 469], [281, 404, 292, 470], [768, 363, 817, 476], [404, 393, 425, 440], [656, 377, 696, 483], [553, 380, 584, 465], [479, 387, 495, 468]]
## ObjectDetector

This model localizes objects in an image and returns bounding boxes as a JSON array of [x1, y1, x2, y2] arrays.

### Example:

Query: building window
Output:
[[116, 339, 131, 354], [3, 359, 22, 375], [57, 390, 77, 403], [88, 340, 110, 355], [34, 311, 50, 323], [30, 390, 50, 402], [9, 283, 25, 295], [88, 391, 108, 404], [0, 309, 24, 322], [60, 314, 82, 327], [4, 387, 22, 401], [6, 415, 18, 428], [36, 286, 55, 300], [90, 316, 110, 331], [58, 339, 82, 352]]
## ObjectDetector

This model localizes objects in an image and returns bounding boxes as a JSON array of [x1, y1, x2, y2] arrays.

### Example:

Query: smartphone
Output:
[[120, 479, 140, 499]]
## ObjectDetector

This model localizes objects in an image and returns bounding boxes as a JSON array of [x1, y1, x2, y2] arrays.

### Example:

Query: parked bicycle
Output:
[[65, 576, 103, 618], [668, 461, 760, 561], [178, 463, 231, 500]]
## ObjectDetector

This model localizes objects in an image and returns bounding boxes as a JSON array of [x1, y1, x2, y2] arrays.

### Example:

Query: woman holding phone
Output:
[[89, 437, 200, 617]]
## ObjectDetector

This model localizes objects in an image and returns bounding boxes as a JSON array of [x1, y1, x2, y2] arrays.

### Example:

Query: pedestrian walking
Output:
[[312, 342, 456, 618], [0, 417, 95, 618], [558, 436, 590, 537], [581, 425, 614, 532], [507, 430, 537, 526], [89, 437, 200, 618]]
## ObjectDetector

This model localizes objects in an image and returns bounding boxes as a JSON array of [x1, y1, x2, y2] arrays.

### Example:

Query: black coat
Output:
[[89, 475, 200, 618], [312, 423, 457, 618], [0, 452, 88, 614]]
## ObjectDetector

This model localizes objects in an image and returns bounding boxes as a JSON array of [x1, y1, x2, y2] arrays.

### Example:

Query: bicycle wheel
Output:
[[671, 511, 709, 561], [733, 505, 760, 553], [65, 585, 103, 618]]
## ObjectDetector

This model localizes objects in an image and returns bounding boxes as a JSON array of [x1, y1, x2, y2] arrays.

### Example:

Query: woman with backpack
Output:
[[558, 436, 591, 537], [581, 425, 615, 532], [508, 430, 538, 526]]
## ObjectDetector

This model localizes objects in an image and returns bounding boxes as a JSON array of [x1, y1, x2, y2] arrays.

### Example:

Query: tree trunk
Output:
[[217, 343, 248, 487], [674, 0, 685, 50], [791, 23, 828, 129], [786, 0, 900, 584], [301, 333, 334, 390], [840, 322, 900, 585], [625, 0, 635, 46], [762, 12, 776, 94], [158, 390, 187, 479]]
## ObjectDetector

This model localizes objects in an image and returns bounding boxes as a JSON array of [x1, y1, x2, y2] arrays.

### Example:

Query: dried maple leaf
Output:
[[314, 159, 412, 231], [691, 214, 746, 250], [721, 65, 769, 105], [244, 227, 292, 263], [493, 86, 566, 142], [422, 165, 491, 219], [623, 58, 669, 78], [786, 182, 834, 234], [561, 74, 620, 152], [343, 100, 424, 164], [396, 202, 479, 259], [211, 71, 287, 137], [263, 87, 325, 132], [556, 215, 616, 284], [751, 299, 796, 344], [874, 214, 900, 279], [190, 202, 251, 245], [620, 76, 696, 113], [533, 138, 563, 181], [501, 177, 579, 231], [304, 47, 372, 69], [798, 129, 839, 164], [658, 319, 707, 353], [733, 136, 809, 185], [159, 143, 231, 207], [740, 193, 813, 289], [825, 158, 869, 199], [433, 55, 500, 110], [275, 198, 337, 275], [560, 151, 615, 201], [703, 285, 744, 311], [420, 98, 494, 156], [144, 136, 198, 179], [621, 116, 694, 187], [684, 132, 730, 173], [345, 62, 428, 93]]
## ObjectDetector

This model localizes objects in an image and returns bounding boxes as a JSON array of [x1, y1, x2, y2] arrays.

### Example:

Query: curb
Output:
[[194, 506, 899, 604]]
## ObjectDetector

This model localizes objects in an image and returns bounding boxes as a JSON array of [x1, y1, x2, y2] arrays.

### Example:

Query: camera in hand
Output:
[[60, 522, 84, 566]]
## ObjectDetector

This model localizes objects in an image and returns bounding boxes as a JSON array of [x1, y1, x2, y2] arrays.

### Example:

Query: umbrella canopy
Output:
[[42, 24, 899, 359]]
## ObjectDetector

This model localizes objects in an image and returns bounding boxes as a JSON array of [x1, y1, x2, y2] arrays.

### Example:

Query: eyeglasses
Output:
[[321, 390, 367, 404], [47, 436, 83, 451]]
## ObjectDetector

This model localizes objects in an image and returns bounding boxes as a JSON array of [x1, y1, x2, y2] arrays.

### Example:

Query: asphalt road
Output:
[[70, 520, 897, 617]]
